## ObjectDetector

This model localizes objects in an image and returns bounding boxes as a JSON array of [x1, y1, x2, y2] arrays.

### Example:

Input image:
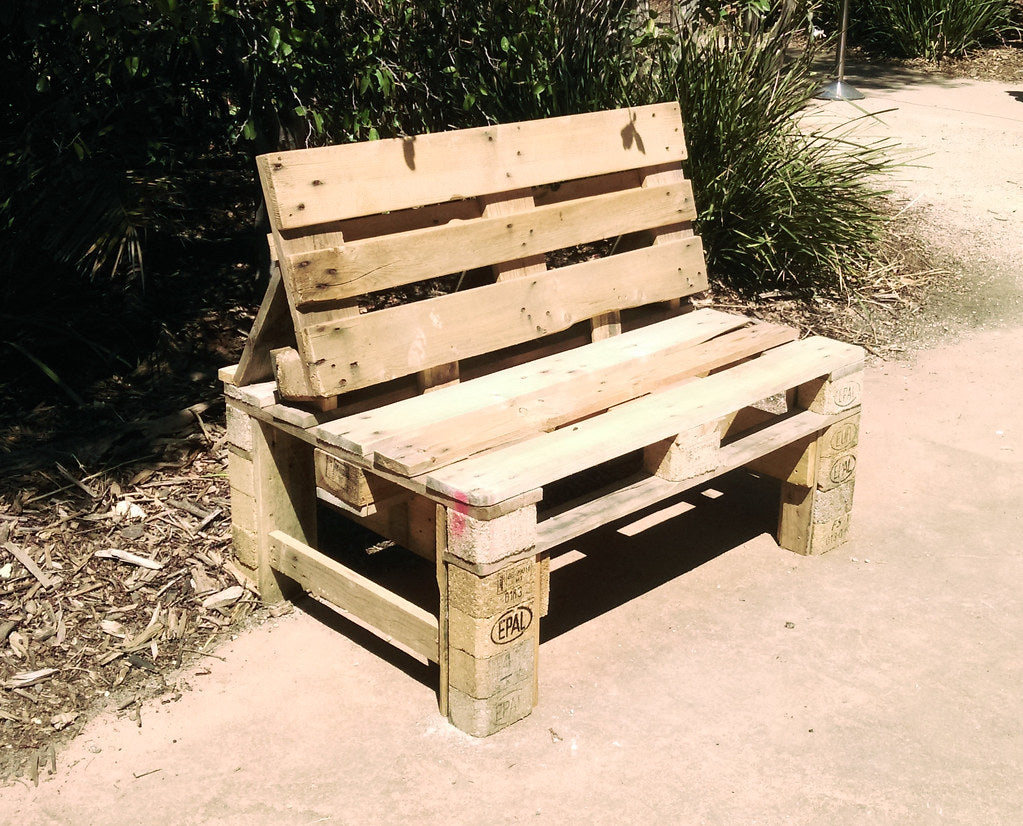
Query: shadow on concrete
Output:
[[302, 506, 439, 690], [304, 470, 780, 692], [1009, 91, 1023, 103], [541, 470, 777, 642], [811, 52, 970, 95], [841, 61, 970, 94], [294, 592, 438, 691]]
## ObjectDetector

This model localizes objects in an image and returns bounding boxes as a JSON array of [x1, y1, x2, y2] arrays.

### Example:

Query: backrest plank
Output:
[[285, 180, 695, 306], [258, 103, 685, 230], [285, 237, 708, 396]]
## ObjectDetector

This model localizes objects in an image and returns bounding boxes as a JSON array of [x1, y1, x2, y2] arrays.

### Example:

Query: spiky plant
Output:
[[654, 5, 893, 293]]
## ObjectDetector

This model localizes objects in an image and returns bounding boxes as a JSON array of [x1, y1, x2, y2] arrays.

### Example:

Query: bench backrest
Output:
[[256, 102, 708, 401]]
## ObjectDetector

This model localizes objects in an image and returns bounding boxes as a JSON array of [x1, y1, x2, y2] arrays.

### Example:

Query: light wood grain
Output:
[[259, 103, 684, 230], [269, 530, 439, 661], [233, 267, 297, 386], [316, 308, 746, 458], [424, 337, 864, 506], [251, 420, 318, 602], [285, 181, 694, 305], [372, 322, 798, 476], [535, 409, 849, 552], [294, 237, 708, 396]]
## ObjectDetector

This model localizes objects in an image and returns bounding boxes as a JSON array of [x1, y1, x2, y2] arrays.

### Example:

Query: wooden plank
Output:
[[225, 380, 278, 409], [269, 530, 439, 662], [284, 181, 695, 305], [233, 267, 297, 386], [262, 183, 352, 384], [425, 337, 865, 506], [258, 103, 684, 230], [316, 308, 747, 458], [418, 190, 548, 394], [293, 237, 708, 396], [251, 423, 318, 603], [372, 321, 798, 476], [479, 189, 548, 282], [436, 505, 450, 717], [531, 168, 644, 207], [414, 188, 551, 394], [535, 409, 848, 553], [334, 198, 482, 243], [235, 398, 546, 521]]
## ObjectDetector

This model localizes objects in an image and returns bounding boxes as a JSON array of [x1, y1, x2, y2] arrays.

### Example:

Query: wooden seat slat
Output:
[[316, 308, 746, 454], [284, 180, 696, 307], [288, 237, 709, 397], [371, 321, 798, 477], [423, 337, 864, 506], [259, 103, 685, 230]]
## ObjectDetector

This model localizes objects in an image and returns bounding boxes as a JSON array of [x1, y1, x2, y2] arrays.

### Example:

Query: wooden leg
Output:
[[445, 556, 541, 736], [226, 404, 260, 583], [778, 412, 860, 556], [441, 505, 540, 736], [227, 403, 317, 602], [253, 419, 317, 601]]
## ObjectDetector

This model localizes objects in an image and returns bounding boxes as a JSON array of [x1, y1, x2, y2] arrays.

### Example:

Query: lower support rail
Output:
[[536, 408, 850, 553], [268, 530, 439, 662]]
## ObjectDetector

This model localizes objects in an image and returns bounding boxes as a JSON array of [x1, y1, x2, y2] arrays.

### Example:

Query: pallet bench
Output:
[[221, 102, 863, 736]]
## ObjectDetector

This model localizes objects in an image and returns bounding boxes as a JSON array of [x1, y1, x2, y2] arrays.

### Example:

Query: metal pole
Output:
[[816, 0, 864, 101]]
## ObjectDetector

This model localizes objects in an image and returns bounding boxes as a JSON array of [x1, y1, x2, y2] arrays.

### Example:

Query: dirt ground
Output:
[[2, 64, 1023, 824]]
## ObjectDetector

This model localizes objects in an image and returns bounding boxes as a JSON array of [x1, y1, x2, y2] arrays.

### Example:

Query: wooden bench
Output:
[[220, 102, 863, 736]]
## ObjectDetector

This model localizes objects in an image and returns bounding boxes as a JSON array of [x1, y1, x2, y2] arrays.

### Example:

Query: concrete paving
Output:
[[4, 69, 1022, 825]]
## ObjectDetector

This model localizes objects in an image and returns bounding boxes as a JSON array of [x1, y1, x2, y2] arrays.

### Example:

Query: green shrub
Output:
[[2, 0, 892, 305], [0, 0, 644, 295], [859, 0, 1015, 60], [654, 6, 892, 293]]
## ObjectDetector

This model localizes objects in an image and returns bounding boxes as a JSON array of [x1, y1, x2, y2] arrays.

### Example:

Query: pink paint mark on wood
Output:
[[448, 491, 470, 537]]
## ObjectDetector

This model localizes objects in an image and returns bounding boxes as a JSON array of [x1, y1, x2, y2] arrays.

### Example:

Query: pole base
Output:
[[816, 80, 865, 101]]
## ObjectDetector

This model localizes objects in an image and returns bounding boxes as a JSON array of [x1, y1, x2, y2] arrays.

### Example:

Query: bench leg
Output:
[[778, 409, 861, 556], [438, 505, 540, 736], [227, 403, 317, 601]]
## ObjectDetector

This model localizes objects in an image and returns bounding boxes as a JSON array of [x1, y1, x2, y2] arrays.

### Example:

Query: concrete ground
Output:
[[4, 70, 1022, 825]]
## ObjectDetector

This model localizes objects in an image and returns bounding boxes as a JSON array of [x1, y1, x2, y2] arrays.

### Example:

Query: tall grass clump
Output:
[[859, 0, 1015, 60], [655, 5, 892, 293]]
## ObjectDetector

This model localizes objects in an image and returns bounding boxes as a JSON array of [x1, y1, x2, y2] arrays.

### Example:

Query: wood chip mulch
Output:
[[0, 414, 278, 787]]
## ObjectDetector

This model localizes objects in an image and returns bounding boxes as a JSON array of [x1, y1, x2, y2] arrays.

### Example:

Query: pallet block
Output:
[[222, 103, 865, 736], [445, 554, 541, 736]]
